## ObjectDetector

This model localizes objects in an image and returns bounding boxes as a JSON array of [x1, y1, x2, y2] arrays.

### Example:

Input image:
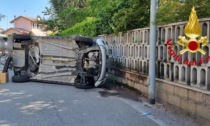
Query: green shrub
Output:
[[61, 17, 99, 37]]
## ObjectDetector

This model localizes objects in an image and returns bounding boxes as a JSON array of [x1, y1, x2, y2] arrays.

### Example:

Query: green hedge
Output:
[[61, 17, 99, 37]]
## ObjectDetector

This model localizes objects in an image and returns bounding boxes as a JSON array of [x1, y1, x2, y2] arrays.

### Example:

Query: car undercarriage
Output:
[[4, 34, 108, 88]]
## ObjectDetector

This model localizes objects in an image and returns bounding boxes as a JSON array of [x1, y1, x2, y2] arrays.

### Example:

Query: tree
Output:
[[43, 0, 89, 30], [43, 0, 151, 35], [156, 0, 210, 25], [110, 0, 150, 33], [42, 6, 62, 31]]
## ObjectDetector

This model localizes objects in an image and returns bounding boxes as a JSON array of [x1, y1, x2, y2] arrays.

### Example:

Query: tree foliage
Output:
[[43, 0, 150, 36], [156, 0, 210, 25], [110, 0, 150, 33], [43, 0, 210, 36], [61, 17, 99, 36]]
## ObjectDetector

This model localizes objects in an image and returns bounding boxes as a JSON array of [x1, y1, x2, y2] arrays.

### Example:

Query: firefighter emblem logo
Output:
[[178, 7, 208, 55]]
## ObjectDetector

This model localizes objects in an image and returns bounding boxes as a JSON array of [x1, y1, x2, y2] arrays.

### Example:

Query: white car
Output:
[[9, 34, 108, 89]]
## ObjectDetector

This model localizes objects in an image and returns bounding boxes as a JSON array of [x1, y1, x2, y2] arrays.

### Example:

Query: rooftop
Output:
[[10, 16, 38, 23]]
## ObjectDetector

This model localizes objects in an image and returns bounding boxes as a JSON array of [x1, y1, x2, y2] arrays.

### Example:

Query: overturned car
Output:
[[7, 34, 108, 88]]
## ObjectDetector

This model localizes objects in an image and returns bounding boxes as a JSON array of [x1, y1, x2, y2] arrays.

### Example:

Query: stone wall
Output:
[[99, 18, 210, 120]]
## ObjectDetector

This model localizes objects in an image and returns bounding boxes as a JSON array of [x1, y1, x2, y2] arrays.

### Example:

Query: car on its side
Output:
[[9, 34, 108, 89]]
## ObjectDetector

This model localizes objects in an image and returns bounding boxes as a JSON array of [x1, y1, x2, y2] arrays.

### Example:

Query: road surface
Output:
[[0, 71, 209, 126]]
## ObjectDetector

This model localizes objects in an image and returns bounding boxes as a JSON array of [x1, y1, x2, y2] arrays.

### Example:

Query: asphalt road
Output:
[[0, 71, 209, 126]]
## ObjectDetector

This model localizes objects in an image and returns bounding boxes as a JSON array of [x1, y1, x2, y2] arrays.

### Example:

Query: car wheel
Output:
[[74, 76, 94, 89], [12, 75, 30, 83]]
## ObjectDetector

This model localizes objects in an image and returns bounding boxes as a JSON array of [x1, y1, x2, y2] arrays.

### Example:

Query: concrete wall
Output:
[[101, 18, 210, 120], [112, 69, 210, 120]]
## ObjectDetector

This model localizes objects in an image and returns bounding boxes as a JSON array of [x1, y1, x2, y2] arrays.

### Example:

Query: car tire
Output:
[[2, 57, 12, 72], [74, 76, 94, 89], [75, 83, 94, 89], [12, 75, 30, 83]]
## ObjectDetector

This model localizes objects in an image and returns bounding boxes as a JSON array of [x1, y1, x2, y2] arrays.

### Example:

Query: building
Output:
[[0, 28, 4, 33], [3, 16, 47, 36]]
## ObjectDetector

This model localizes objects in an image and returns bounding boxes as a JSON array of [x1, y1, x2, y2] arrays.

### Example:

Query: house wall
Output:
[[0, 29, 3, 33], [101, 18, 210, 120], [14, 18, 32, 31]]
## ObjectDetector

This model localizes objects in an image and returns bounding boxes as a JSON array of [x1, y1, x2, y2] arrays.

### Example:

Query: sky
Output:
[[0, 0, 50, 30]]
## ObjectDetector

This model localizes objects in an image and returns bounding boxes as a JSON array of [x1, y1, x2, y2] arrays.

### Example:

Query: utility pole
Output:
[[149, 0, 158, 104]]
